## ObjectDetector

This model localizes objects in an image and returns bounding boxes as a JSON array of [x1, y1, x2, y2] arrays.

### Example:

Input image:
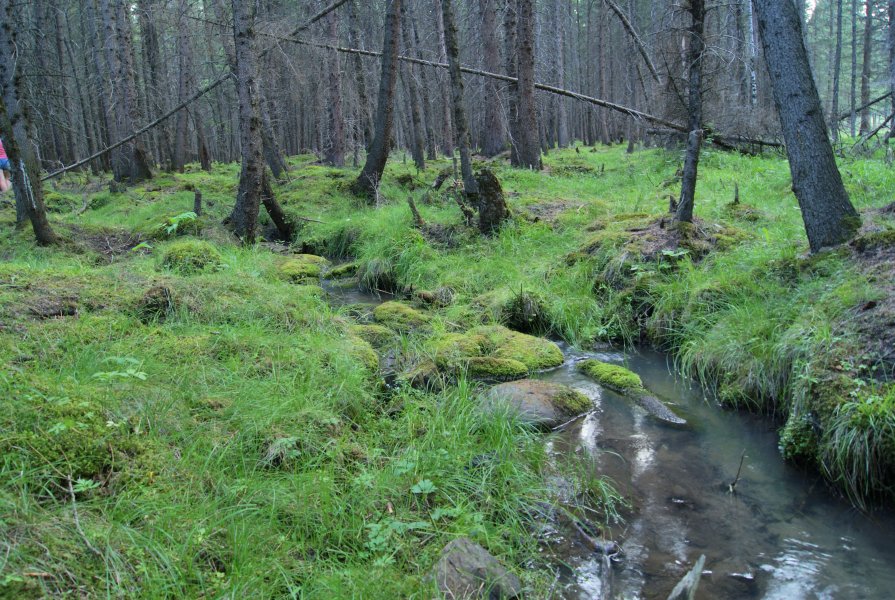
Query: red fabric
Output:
[[0, 138, 6, 160]]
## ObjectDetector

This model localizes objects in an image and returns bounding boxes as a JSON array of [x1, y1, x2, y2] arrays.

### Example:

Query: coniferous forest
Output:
[[2, 1, 895, 598]]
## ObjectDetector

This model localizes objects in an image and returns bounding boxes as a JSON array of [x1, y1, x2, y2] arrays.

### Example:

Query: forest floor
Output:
[[1, 144, 894, 597]]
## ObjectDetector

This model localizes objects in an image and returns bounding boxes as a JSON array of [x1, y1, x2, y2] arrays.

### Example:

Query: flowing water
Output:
[[538, 344, 895, 599], [322, 282, 895, 599]]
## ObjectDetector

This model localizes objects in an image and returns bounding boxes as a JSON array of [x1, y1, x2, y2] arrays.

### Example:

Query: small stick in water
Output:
[[728, 449, 747, 493]]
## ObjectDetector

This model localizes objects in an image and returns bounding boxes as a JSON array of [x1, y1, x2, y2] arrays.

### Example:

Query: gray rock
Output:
[[429, 538, 523, 599], [484, 379, 592, 429]]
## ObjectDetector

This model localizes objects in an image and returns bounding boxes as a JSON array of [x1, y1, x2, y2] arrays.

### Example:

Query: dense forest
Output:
[[2, 0, 895, 598]]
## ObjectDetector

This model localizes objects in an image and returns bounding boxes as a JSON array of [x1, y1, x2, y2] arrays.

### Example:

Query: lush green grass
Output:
[[2, 142, 894, 595]]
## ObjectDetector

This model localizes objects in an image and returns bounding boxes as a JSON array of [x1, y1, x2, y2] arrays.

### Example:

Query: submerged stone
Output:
[[485, 379, 592, 429]]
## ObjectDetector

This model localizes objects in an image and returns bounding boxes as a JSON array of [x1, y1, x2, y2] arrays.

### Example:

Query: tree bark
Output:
[[441, 0, 478, 198], [353, 0, 401, 199], [325, 8, 346, 167], [504, 0, 522, 162], [229, 0, 266, 242], [0, 0, 60, 245], [479, 0, 505, 157], [675, 0, 705, 224], [752, 0, 860, 252], [514, 0, 542, 169], [829, 0, 844, 143], [400, 3, 426, 170], [860, 0, 874, 135]]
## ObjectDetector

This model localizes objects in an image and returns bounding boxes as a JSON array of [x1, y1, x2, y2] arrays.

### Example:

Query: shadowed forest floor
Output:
[[1, 144, 894, 597]]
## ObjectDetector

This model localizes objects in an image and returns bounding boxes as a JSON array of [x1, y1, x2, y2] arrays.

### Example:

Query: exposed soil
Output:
[[68, 225, 146, 262], [626, 216, 743, 262], [520, 200, 585, 223]]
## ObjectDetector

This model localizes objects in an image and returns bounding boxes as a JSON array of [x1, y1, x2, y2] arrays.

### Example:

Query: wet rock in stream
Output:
[[577, 359, 687, 425], [429, 537, 523, 599], [484, 379, 592, 429]]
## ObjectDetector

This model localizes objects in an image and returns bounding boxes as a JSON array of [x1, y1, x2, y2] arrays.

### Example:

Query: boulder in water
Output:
[[577, 359, 686, 425], [485, 379, 592, 429], [428, 537, 523, 599]]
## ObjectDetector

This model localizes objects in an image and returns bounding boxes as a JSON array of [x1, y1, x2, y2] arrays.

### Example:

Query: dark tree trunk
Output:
[[504, 0, 521, 163], [752, 0, 860, 252], [859, 0, 874, 135], [675, 0, 705, 224], [400, 3, 426, 170], [479, 0, 505, 156], [850, 0, 858, 137], [476, 169, 509, 234], [325, 9, 346, 167], [0, 0, 60, 245], [173, 0, 194, 172], [353, 0, 401, 199], [100, 0, 153, 184], [348, 0, 373, 152], [829, 0, 844, 143], [229, 0, 265, 242], [514, 0, 542, 169], [260, 91, 288, 179], [441, 0, 478, 198]]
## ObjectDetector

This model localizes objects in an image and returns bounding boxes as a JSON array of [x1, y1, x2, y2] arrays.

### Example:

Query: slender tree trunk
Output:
[[860, 0, 874, 135], [400, 3, 426, 170], [0, 0, 60, 245], [173, 0, 194, 172], [505, 0, 522, 162], [675, 0, 705, 224], [51, 1, 76, 166], [752, 0, 860, 252], [479, 0, 505, 156], [850, 0, 859, 137], [353, 0, 401, 199], [441, 0, 478, 197], [348, 0, 373, 152], [514, 0, 542, 169], [325, 9, 346, 167], [830, 0, 844, 143]]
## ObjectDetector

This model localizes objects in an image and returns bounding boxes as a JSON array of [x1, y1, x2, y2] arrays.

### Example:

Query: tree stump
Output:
[[475, 169, 509, 235]]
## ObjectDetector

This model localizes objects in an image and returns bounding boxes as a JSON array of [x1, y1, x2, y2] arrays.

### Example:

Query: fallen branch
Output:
[[838, 92, 892, 122], [728, 449, 747, 493], [603, 0, 660, 84]]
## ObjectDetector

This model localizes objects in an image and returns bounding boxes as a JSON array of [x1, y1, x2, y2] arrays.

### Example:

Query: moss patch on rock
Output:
[[277, 254, 329, 283], [159, 239, 222, 274], [346, 336, 379, 372], [577, 359, 643, 393], [328, 261, 359, 278], [373, 301, 431, 330], [466, 357, 529, 381], [348, 324, 395, 348]]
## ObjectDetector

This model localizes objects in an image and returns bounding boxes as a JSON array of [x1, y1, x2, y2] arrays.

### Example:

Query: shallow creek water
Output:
[[539, 345, 895, 599], [322, 282, 895, 599]]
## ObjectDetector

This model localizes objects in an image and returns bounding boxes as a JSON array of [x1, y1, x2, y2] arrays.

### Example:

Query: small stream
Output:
[[323, 281, 895, 599], [539, 345, 895, 599]]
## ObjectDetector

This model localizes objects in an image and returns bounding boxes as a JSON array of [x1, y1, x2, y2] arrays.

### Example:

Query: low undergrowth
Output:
[[2, 142, 895, 595]]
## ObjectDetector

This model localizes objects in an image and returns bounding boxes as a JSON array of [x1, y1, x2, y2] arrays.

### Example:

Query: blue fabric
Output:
[[0, 158, 9, 171]]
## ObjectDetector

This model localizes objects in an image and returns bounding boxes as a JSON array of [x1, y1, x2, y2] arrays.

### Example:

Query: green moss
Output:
[[852, 228, 895, 252], [346, 336, 379, 372], [473, 326, 564, 371], [373, 301, 431, 330], [399, 360, 441, 389], [430, 332, 487, 369], [348, 324, 395, 348], [779, 412, 819, 464], [577, 360, 643, 393], [551, 387, 593, 414], [159, 239, 222, 274], [276, 254, 329, 283], [328, 261, 359, 278], [465, 357, 529, 381]]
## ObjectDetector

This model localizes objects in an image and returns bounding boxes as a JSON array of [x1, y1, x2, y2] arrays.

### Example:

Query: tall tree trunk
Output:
[[173, 0, 194, 172], [479, 0, 505, 156], [505, 0, 522, 162], [101, 0, 153, 183], [850, 0, 859, 136], [441, 0, 478, 197], [830, 0, 844, 143], [325, 8, 346, 167], [353, 0, 401, 199], [675, 0, 705, 224], [51, 1, 76, 166], [554, 0, 570, 148], [859, 0, 874, 135], [400, 3, 426, 170], [0, 0, 60, 245], [348, 0, 373, 152], [229, 0, 266, 242], [514, 0, 542, 169], [752, 0, 860, 252]]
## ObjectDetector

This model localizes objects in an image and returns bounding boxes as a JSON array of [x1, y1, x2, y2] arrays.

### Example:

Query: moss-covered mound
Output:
[[159, 239, 222, 274], [346, 336, 380, 372], [577, 359, 644, 393], [373, 301, 431, 330], [484, 379, 592, 428], [348, 323, 395, 348], [328, 261, 359, 278], [277, 254, 329, 283], [429, 325, 564, 382]]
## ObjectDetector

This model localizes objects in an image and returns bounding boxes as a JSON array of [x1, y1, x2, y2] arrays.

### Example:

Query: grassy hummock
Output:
[[159, 238, 222, 273], [373, 301, 431, 330]]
